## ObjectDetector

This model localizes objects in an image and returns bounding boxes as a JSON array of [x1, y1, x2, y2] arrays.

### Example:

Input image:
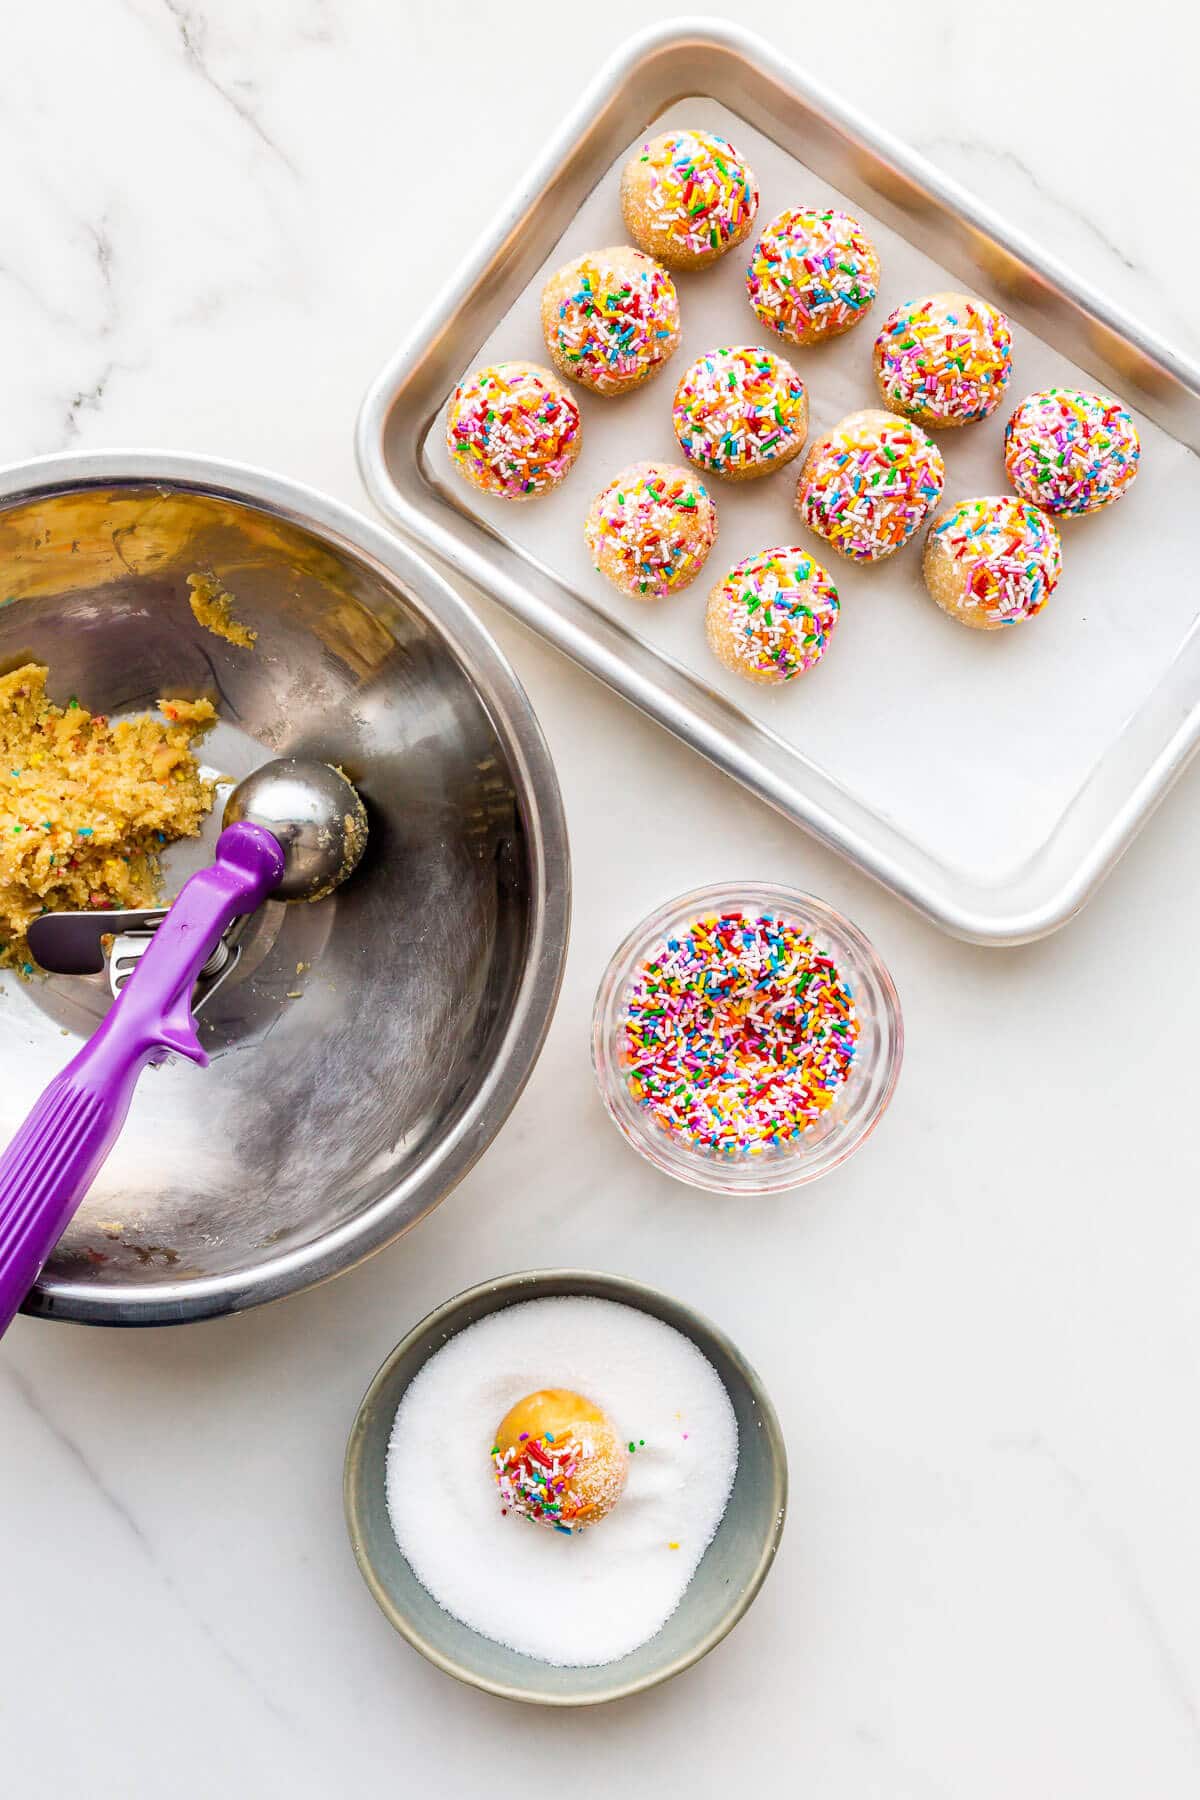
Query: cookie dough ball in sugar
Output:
[[492, 1389, 628, 1533]]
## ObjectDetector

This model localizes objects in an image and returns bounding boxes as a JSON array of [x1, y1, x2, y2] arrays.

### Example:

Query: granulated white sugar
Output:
[[385, 1295, 739, 1667]]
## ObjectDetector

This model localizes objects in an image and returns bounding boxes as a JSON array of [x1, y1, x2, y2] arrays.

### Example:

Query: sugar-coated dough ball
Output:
[[746, 207, 880, 347], [584, 462, 717, 599], [796, 409, 944, 563], [923, 495, 1062, 630], [707, 546, 840, 684], [492, 1388, 628, 1532], [673, 346, 808, 482], [620, 129, 759, 271], [874, 291, 1012, 428], [445, 360, 581, 500], [540, 247, 680, 397], [1004, 387, 1141, 515]]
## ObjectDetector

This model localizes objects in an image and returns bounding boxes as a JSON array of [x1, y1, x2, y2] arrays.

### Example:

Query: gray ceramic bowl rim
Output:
[[0, 449, 571, 1326], [343, 1267, 789, 1706]]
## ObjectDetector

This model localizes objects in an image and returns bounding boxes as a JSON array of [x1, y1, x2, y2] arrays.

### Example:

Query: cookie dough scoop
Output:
[[0, 758, 367, 1335]]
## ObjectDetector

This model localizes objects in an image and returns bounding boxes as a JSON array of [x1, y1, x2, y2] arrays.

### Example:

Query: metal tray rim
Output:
[[355, 14, 1200, 946]]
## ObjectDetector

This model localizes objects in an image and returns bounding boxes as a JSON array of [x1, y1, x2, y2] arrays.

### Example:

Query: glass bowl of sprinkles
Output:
[[592, 883, 903, 1193]]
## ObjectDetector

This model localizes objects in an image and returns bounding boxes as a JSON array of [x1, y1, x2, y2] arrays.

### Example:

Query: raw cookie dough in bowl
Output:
[[0, 456, 568, 1325], [0, 665, 215, 974]]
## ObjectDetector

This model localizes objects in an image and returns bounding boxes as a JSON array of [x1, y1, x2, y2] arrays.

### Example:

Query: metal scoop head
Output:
[[222, 757, 368, 902]]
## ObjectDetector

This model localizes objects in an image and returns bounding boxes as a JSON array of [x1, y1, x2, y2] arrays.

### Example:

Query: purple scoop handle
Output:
[[0, 823, 284, 1336]]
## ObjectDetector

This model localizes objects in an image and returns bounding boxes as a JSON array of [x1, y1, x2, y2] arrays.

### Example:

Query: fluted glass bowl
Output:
[[592, 882, 902, 1194]]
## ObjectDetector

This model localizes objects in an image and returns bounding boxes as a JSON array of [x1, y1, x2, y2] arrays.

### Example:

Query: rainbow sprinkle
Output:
[[623, 130, 759, 261], [620, 909, 859, 1156], [493, 1431, 586, 1531], [493, 1427, 625, 1533], [874, 294, 1012, 425], [708, 547, 839, 683], [446, 362, 581, 499], [927, 495, 1062, 626], [1004, 387, 1141, 515], [673, 347, 807, 477], [584, 462, 717, 598], [797, 412, 945, 562], [747, 207, 880, 344], [545, 251, 678, 395]]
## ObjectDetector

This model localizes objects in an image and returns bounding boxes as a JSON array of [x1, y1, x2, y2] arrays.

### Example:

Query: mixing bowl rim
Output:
[[342, 1265, 789, 1706], [1, 449, 571, 1327]]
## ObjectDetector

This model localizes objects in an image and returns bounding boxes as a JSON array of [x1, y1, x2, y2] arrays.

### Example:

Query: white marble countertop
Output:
[[4, 4, 1199, 1795]]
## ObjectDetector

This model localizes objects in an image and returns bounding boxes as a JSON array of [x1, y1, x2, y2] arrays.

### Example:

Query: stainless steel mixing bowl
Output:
[[0, 452, 569, 1326]]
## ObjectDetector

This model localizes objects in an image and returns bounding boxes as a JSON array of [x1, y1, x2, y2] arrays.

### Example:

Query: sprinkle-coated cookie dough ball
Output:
[[706, 546, 840, 684], [1004, 387, 1140, 515], [873, 291, 1012, 428], [673, 346, 808, 481], [445, 360, 581, 499], [620, 129, 759, 271], [540, 246, 680, 397], [584, 461, 718, 599], [923, 495, 1062, 629], [492, 1389, 628, 1532], [795, 408, 944, 563], [746, 207, 880, 346]]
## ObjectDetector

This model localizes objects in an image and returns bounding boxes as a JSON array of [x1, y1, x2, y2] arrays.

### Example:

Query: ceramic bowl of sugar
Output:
[[344, 1269, 787, 1705]]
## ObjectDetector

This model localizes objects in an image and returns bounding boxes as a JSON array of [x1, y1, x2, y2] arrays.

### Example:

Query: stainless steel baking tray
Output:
[[356, 18, 1200, 945]]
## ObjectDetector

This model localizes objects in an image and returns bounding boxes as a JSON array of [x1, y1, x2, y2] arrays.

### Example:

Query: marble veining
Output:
[[156, 0, 301, 173], [3, 1361, 300, 1732], [995, 1429, 1200, 1759]]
